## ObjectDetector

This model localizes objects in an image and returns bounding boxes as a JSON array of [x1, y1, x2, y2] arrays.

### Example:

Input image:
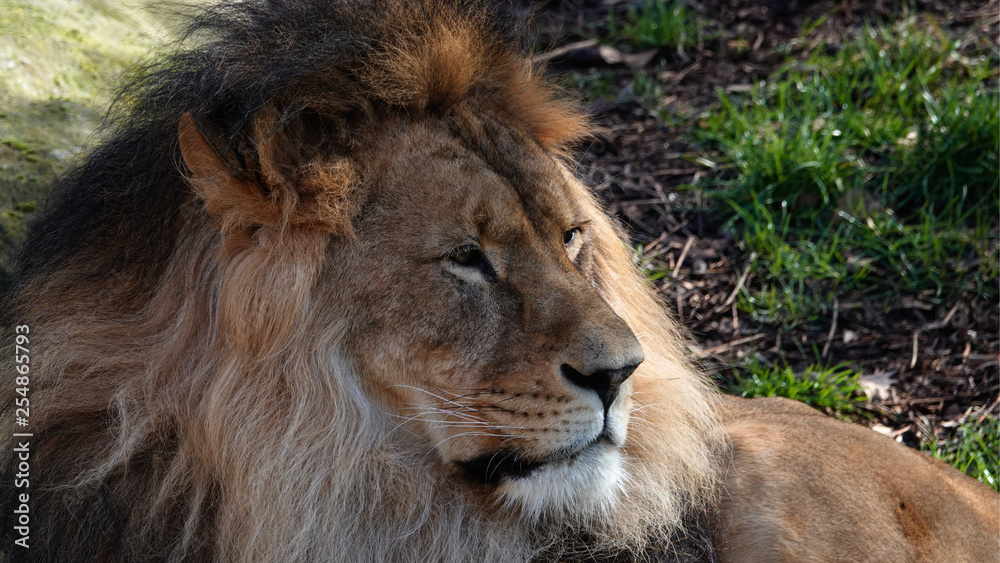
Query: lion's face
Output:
[[327, 115, 644, 517]]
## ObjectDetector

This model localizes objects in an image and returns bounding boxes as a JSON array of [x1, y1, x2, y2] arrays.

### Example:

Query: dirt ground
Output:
[[532, 0, 999, 446]]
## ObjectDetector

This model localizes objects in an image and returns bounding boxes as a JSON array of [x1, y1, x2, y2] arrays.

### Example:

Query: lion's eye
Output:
[[564, 228, 580, 247], [447, 245, 495, 281], [564, 226, 586, 262]]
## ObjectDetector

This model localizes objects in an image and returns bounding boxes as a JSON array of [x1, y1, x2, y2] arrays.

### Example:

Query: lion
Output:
[[1, 0, 996, 561]]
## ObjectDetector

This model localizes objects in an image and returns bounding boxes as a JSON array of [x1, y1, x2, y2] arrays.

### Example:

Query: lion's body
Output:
[[0, 1, 995, 561], [715, 395, 998, 562]]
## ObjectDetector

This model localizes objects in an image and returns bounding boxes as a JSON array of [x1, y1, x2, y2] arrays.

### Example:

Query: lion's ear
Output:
[[179, 111, 357, 239], [178, 113, 280, 237]]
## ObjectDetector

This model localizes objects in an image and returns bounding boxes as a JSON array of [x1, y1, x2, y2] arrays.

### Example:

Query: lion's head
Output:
[[2, 1, 721, 560]]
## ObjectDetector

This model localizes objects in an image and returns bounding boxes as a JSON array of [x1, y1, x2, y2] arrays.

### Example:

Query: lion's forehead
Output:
[[370, 122, 582, 248]]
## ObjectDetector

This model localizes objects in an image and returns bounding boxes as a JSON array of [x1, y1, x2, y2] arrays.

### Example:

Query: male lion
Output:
[[1, 0, 996, 561]]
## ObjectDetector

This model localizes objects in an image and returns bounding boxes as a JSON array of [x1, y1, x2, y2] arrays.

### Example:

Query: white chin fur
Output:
[[497, 443, 625, 523]]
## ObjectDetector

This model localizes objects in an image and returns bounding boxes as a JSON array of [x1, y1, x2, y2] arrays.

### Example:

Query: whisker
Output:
[[387, 384, 478, 411], [428, 384, 509, 398], [392, 407, 520, 431], [399, 407, 491, 425], [431, 431, 521, 451]]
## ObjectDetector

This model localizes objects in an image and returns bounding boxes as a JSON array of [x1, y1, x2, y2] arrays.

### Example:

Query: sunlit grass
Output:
[[607, 0, 700, 52], [922, 416, 1000, 492], [694, 19, 999, 324], [721, 358, 866, 416]]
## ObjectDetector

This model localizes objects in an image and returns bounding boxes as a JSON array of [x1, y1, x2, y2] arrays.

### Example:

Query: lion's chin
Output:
[[495, 441, 626, 523]]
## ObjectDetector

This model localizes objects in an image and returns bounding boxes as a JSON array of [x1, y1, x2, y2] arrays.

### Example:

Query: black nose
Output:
[[561, 362, 640, 410]]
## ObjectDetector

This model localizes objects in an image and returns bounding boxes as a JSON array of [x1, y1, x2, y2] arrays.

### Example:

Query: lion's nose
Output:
[[561, 360, 641, 411]]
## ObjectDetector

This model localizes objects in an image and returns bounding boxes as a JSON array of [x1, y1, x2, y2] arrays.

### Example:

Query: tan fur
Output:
[[713, 396, 999, 562], [4, 2, 996, 561]]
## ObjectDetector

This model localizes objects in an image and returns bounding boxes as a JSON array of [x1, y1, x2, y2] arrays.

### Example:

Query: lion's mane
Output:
[[1, 1, 722, 560]]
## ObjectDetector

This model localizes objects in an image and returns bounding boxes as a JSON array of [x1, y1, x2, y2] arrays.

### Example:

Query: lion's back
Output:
[[713, 394, 999, 562]]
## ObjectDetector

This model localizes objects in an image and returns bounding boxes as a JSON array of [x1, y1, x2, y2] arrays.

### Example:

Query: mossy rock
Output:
[[0, 0, 167, 286]]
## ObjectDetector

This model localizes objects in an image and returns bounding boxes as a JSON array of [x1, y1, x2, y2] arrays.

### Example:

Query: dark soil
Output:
[[532, 0, 1000, 445]]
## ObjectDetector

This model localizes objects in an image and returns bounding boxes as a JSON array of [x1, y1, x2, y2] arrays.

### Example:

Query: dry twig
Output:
[[531, 39, 598, 64], [695, 333, 766, 359], [671, 236, 696, 279], [714, 251, 755, 314], [822, 297, 838, 360]]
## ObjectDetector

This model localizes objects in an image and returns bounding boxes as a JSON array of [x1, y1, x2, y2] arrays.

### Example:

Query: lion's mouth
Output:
[[458, 435, 610, 485], [458, 453, 545, 485]]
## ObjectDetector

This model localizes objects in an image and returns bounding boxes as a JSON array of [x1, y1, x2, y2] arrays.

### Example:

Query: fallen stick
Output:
[[671, 235, 696, 279], [695, 333, 766, 359]]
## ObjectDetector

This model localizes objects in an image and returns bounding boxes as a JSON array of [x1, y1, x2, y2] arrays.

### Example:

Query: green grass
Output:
[[723, 358, 866, 416], [565, 1, 703, 124], [561, 70, 616, 103], [922, 416, 1000, 492], [694, 19, 999, 324], [628, 71, 687, 126], [561, 69, 686, 127], [608, 0, 699, 52]]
